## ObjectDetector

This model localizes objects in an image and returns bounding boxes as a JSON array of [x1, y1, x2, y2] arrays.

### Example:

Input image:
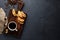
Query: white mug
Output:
[[8, 21, 18, 31]]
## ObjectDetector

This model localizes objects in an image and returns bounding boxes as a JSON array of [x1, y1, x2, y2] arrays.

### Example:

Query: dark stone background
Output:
[[0, 0, 60, 40]]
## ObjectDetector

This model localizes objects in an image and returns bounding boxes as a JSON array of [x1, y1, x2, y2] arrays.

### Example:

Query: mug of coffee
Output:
[[8, 21, 18, 31]]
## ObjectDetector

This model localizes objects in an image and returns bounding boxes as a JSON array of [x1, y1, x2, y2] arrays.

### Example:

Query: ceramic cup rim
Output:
[[8, 21, 17, 31]]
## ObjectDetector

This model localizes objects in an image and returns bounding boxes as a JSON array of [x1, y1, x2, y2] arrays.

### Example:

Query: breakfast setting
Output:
[[0, 0, 27, 37]]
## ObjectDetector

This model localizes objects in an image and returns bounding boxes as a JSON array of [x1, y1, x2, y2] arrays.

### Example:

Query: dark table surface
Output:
[[0, 0, 60, 40]]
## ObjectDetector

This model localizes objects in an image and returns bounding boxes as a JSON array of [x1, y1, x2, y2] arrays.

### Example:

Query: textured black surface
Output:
[[0, 0, 60, 40]]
